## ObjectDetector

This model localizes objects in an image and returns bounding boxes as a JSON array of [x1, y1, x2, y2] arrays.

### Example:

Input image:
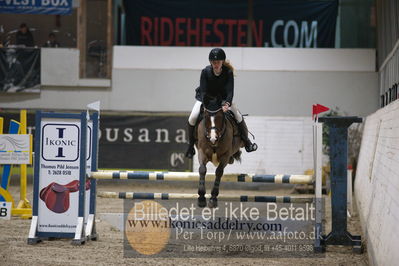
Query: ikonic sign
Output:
[[41, 124, 79, 162], [0, 134, 31, 164]]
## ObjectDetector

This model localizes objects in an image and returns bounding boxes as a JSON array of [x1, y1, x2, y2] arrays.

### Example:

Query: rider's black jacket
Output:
[[195, 65, 234, 104]]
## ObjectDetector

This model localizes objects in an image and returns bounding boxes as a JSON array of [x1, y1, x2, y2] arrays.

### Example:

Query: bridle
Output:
[[203, 107, 227, 145]]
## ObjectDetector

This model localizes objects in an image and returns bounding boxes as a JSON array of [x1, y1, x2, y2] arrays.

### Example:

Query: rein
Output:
[[203, 107, 222, 113]]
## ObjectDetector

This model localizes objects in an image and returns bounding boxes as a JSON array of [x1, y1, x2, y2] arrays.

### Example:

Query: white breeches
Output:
[[188, 100, 243, 126]]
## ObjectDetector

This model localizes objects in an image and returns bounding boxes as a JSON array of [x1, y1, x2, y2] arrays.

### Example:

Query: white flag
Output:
[[87, 101, 101, 111]]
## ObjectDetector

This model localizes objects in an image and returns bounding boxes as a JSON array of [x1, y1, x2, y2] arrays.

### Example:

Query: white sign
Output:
[[38, 119, 82, 234], [0, 134, 31, 164], [0, 202, 12, 220]]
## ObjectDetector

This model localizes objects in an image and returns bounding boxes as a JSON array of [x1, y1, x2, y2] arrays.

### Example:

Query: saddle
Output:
[[39, 179, 91, 214], [225, 111, 240, 136]]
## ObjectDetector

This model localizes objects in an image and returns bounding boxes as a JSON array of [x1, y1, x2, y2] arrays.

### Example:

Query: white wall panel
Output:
[[41, 48, 79, 86], [193, 116, 314, 175], [355, 100, 399, 266], [113, 46, 376, 71]]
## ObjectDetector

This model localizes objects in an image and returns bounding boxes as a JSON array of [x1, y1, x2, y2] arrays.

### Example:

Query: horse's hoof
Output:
[[208, 198, 218, 208], [252, 143, 258, 151], [198, 197, 206, 208], [245, 143, 258, 152]]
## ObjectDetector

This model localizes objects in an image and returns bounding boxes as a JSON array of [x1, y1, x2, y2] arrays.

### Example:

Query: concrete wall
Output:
[[0, 46, 378, 117], [113, 46, 376, 71], [355, 100, 399, 265]]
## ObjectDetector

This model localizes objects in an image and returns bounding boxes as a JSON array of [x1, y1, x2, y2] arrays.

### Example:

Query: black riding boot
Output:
[[238, 120, 258, 152], [185, 123, 196, 158]]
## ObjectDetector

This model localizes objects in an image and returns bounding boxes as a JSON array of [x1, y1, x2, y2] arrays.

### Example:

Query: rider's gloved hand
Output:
[[222, 102, 230, 112]]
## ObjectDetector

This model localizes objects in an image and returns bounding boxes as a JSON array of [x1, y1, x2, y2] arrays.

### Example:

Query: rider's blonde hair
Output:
[[223, 60, 236, 76]]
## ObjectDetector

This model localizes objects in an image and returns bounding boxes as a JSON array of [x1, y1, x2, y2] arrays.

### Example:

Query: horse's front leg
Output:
[[209, 161, 227, 208], [198, 160, 207, 208]]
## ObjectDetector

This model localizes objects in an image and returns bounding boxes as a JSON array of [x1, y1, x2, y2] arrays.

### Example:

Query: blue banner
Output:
[[0, 0, 72, 15], [0, 111, 191, 171], [124, 0, 338, 48]]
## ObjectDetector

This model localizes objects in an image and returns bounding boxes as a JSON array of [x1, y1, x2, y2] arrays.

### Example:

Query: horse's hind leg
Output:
[[209, 163, 226, 208], [198, 163, 207, 208]]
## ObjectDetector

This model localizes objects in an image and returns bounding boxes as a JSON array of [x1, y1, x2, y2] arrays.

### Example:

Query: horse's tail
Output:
[[232, 150, 242, 163]]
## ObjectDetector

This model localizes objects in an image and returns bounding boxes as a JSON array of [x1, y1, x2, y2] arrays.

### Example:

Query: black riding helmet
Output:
[[209, 48, 226, 61]]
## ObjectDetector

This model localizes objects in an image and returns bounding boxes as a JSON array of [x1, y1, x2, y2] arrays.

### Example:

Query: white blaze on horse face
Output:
[[210, 116, 217, 144]]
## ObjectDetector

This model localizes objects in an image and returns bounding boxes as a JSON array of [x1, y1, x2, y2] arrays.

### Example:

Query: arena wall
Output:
[[355, 100, 399, 265]]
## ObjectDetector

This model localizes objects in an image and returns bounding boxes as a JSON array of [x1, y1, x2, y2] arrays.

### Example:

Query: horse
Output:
[[195, 100, 244, 208]]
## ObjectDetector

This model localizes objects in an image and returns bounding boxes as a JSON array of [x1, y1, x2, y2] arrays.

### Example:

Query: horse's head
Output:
[[202, 98, 226, 145]]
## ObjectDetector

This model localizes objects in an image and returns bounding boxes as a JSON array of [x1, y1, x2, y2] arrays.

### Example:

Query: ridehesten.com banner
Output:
[[124, 0, 338, 48]]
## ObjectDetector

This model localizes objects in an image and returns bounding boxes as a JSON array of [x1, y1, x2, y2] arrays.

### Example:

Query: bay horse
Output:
[[196, 99, 244, 208]]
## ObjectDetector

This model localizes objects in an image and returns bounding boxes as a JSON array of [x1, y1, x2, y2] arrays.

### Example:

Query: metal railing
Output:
[[377, 0, 399, 107]]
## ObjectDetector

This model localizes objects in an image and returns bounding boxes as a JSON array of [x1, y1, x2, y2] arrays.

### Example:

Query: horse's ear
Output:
[[214, 96, 223, 108], [203, 96, 210, 109], [203, 96, 214, 111], [203, 96, 222, 112]]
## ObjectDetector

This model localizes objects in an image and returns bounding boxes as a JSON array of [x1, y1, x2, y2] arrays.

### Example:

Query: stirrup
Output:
[[245, 142, 258, 152], [185, 146, 195, 158]]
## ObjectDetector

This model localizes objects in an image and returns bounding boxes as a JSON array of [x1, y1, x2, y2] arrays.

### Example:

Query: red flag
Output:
[[312, 104, 330, 119]]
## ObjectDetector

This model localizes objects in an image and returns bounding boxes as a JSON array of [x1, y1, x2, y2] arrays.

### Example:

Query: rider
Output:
[[185, 48, 257, 158]]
